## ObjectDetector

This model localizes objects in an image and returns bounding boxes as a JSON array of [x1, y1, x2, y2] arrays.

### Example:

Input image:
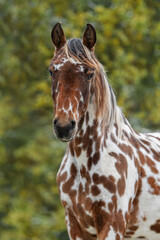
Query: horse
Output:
[[49, 23, 160, 240]]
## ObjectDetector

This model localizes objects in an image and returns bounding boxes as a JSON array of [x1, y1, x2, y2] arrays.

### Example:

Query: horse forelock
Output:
[[63, 38, 100, 70]]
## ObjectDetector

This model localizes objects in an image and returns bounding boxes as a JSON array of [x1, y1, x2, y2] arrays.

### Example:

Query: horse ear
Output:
[[51, 23, 66, 49], [83, 24, 96, 51]]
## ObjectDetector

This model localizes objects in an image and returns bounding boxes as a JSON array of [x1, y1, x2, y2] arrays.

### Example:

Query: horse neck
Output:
[[68, 72, 138, 167]]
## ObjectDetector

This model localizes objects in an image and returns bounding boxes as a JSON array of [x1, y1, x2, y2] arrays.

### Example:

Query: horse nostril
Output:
[[71, 120, 76, 129], [53, 118, 58, 126]]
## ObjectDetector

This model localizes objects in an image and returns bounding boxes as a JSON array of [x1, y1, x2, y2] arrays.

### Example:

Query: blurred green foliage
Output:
[[0, 0, 160, 239]]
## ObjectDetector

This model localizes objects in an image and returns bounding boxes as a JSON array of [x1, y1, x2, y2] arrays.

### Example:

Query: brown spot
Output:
[[116, 233, 120, 240], [141, 139, 151, 146], [137, 237, 146, 239], [114, 209, 126, 234], [108, 202, 114, 213], [129, 135, 140, 149], [114, 154, 128, 181], [91, 185, 101, 196], [87, 157, 93, 170], [95, 136, 101, 152], [78, 183, 83, 204], [78, 114, 85, 129], [92, 123, 98, 141], [67, 209, 95, 240], [86, 170, 91, 184], [109, 151, 119, 159], [150, 220, 160, 233], [146, 156, 159, 174], [120, 154, 128, 177], [68, 210, 82, 240], [74, 203, 95, 230], [141, 167, 146, 178], [75, 146, 82, 157], [112, 153, 128, 197], [56, 171, 67, 187], [80, 165, 86, 178], [92, 152, 100, 165], [86, 111, 89, 124], [123, 130, 129, 138], [101, 175, 116, 193], [128, 197, 132, 214], [87, 138, 93, 157], [126, 145, 134, 158], [69, 142, 75, 156], [92, 173, 116, 194], [75, 136, 82, 145], [115, 161, 123, 176], [103, 138, 107, 148], [71, 163, 77, 175], [85, 182, 89, 195], [118, 143, 133, 158], [128, 178, 142, 226], [128, 225, 139, 231], [137, 150, 145, 165], [92, 201, 111, 239], [79, 129, 84, 136], [148, 176, 160, 195], [92, 173, 100, 184], [150, 147, 160, 159], [62, 163, 77, 193], [125, 231, 134, 235], [109, 175, 116, 182], [117, 175, 125, 196], [83, 171, 91, 195], [143, 216, 147, 221], [89, 125, 94, 136], [82, 126, 90, 150], [139, 141, 150, 153], [111, 133, 117, 143]]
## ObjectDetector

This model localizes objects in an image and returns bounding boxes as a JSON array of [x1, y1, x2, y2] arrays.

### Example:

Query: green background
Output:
[[0, 0, 160, 239]]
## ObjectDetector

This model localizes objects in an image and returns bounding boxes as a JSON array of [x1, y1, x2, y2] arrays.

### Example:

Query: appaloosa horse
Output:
[[49, 23, 160, 240]]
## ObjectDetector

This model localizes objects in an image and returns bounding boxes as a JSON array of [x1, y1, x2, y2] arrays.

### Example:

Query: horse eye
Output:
[[49, 70, 55, 78], [87, 73, 94, 80]]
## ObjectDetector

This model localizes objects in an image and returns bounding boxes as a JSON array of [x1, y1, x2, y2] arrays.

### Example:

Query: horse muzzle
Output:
[[53, 118, 76, 142]]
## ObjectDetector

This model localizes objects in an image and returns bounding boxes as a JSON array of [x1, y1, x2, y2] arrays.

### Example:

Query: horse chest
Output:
[[57, 158, 92, 209], [57, 160, 97, 232], [57, 152, 132, 232]]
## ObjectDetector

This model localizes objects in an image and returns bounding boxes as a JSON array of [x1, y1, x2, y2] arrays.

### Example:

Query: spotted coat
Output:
[[49, 23, 160, 240]]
